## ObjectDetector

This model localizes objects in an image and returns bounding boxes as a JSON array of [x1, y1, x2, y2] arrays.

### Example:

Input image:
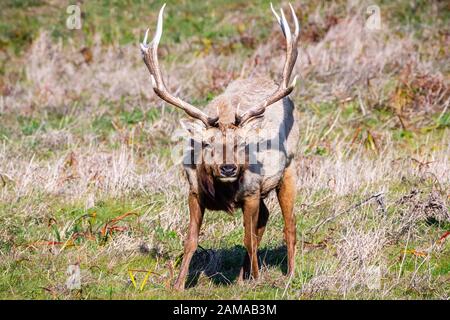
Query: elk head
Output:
[[140, 3, 299, 183]]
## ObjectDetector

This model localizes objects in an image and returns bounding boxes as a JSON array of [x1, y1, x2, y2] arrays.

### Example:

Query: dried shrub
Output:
[[391, 62, 449, 118]]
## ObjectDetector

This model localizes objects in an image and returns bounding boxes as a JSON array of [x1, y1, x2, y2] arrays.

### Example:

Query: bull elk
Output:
[[140, 3, 300, 290]]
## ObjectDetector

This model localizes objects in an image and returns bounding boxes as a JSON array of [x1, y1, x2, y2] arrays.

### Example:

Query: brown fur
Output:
[[197, 164, 241, 213], [276, 162, 297, 275], [214, 96, 236, 125], [173, 192, 204, 291]]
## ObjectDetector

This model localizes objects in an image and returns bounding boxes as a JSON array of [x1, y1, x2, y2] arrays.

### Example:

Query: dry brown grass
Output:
[[0, 1, 448, 299]]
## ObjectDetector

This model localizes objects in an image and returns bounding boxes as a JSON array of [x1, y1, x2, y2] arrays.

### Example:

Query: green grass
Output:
[[0, 0, 449, 300], [1, 177, 448, 299], [0, 0, 271, 60]]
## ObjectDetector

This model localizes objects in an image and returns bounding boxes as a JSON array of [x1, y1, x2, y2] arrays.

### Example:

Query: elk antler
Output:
[[236, 3, 300, 126], [140, 4, 218, 127]]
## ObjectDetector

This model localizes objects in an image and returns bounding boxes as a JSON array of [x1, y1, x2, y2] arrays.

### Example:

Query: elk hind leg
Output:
[[277, 162, 297, 276]]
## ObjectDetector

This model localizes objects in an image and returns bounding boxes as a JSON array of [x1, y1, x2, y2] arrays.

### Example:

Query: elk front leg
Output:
[[257, 200, 269, 245], [174, 192, 204, 291], [238, 196, 260, 282], [277, 162, 297, 276]]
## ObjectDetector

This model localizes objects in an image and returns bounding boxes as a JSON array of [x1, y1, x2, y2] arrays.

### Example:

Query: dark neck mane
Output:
[[197, 166, 240, 213]]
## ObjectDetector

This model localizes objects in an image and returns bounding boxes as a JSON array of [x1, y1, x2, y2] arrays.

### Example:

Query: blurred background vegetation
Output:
[[0, 0, 448, 299]]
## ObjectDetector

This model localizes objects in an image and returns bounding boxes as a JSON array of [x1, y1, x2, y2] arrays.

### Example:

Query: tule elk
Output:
[[140, 3, 300, 290]]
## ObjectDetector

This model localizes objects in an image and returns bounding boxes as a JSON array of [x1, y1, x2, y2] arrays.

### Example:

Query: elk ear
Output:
[[179, 119, 206, 137]]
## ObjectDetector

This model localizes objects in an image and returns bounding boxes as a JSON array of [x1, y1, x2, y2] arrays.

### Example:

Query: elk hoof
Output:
[[237, 267, 246, 284], [237, 274, 245, 285], [173, 282, 185, 292]]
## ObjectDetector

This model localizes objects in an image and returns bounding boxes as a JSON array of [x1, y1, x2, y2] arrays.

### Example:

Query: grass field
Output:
[[0, 0, 449, 299]]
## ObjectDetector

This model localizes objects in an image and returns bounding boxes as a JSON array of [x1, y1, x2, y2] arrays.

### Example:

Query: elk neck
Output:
[[197, 164, 242, 214]]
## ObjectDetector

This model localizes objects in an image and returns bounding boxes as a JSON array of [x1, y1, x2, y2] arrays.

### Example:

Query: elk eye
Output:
[[238, 139, 247, 147], [202, 141, 212, 148]]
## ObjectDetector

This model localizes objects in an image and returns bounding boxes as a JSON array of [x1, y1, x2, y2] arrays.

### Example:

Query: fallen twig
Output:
[[307, 192, 384, 234]]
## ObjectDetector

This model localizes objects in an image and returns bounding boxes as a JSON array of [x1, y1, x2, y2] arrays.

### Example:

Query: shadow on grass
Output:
[[185, 245, 288, 288]]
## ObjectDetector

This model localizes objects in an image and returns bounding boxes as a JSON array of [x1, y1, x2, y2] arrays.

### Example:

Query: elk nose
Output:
[[220, 164, 237, 177]]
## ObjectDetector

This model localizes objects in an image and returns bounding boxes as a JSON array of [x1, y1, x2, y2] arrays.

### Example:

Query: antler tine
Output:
[[237, 3, 300, 126], [143, 28, 149, 46], [153, 3, 165, 45], [140, 4, 218, 127], [279, 8, 292, 43], [289, 3, 300, 38], [270, 3, 282, 26]]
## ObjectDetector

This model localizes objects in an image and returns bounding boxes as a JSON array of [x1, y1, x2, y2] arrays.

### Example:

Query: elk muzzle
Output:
[[219, 164, 238, 178]]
